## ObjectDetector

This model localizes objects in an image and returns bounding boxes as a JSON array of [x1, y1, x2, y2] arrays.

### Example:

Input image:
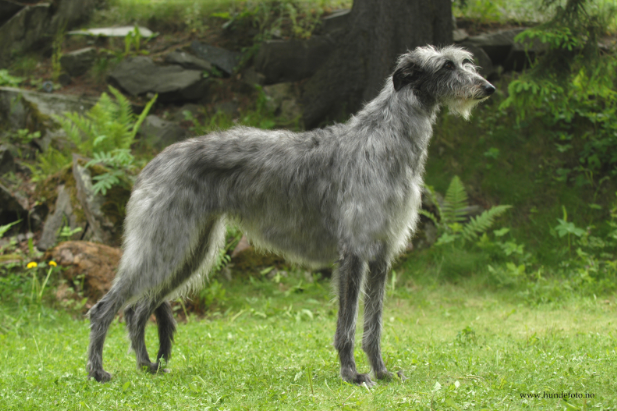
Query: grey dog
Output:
[[87, 45, 495, 385]]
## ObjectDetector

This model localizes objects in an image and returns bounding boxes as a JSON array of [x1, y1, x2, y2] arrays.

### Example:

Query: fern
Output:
[[86, 149, 137, 195], [441, 176, 469, 225], [91, 170, 123, 196], [29, 147, 71, 181], [38, 86, 157, 192], [433, 176, 511, 245], [53, 86, 157, 156], [461, 205, 512, 242]]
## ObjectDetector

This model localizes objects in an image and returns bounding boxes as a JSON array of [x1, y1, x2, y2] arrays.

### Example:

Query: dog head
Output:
[[393, 45, 495, 119]]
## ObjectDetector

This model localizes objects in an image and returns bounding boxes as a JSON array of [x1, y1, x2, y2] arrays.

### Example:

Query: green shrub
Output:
[[500, 0, 617, 183]]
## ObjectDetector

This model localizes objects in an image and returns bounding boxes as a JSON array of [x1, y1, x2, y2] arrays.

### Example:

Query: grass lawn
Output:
[[0, 276, 615, 410]]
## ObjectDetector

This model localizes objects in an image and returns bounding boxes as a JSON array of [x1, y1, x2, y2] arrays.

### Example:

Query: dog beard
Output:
[[446, 97, 486, 120]]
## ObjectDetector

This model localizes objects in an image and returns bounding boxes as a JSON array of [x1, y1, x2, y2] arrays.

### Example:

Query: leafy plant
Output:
[[0, 69, 23, 87], [500, 0, 617, 182], [198, 279, 227, 310], [10, 129, 40, 145], [0, 220, 21, 239], [123, 26, 150, 57], [423, 176, 511, 245], [554, 205, 586, 252], [58, 226, 83, 242]]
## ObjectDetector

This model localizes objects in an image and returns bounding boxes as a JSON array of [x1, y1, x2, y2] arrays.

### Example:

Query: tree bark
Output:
[[301, 0, 453, 128]]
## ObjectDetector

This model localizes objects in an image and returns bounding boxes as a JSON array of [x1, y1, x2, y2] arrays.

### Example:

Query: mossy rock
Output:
[[81, 160, 131, 236], [231, 248, 286, 276], [36, 165, 86, 224]]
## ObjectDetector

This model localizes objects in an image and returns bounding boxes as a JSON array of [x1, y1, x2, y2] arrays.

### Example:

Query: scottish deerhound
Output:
[[87, 45, 495, 386]]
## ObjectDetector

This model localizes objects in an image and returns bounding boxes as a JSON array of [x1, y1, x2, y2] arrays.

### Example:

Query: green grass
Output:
[[1, 273, 616, 410]]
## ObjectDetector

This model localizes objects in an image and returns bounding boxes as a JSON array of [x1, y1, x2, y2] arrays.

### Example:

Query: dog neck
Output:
[[348, 81, 438, 148]]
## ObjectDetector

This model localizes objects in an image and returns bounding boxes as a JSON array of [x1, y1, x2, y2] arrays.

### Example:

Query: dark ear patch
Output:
[[392, 63, 424, 92]]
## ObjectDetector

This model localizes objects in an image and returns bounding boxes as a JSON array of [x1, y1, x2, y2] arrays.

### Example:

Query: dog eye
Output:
[[444, 61, 455, 70]]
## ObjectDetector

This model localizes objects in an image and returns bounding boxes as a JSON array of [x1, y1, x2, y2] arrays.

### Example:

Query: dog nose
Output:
[[483, 84, 496, 95]]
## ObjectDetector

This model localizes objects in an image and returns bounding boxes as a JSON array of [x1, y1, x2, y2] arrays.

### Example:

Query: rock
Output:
[[0, 86, 97, 132], [51, 0, 98, 31], [37, 185, 87, 251], [164, 50, 212, 72], [50, 241, 121, 302], [321, 9, 351, 33], [0, 0, 23, 26], [0, 0, 97, 67], [107, 56, 208, 102], [190, 41, 242, 75], [461, 44, 494, 78], [68, 26, 154, 38], [0, 4, 51, 68], [0, 145, 14, 175], [171, 103, 200, 122], [171, 103, 201, 122], [33, 129, 65, 153], [504, 33, 548, 72], [255, 35, 338, 84], [241, 67, 266, 87], [72, 154, 119, 245], [138, 115, 188, 150], [60, 47, 97, 77], [462, 28, 526, 67], [453, 28, 469, 42], [0, 183, 28, 227], [412, 220, 438, 250], [263, 83, 302, 121], [213, 101, 239, 117], [231, 245, 284, 274], [58, 73, 72, 86]]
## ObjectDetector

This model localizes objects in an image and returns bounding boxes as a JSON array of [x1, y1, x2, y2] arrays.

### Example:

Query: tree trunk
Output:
[[301, 0, 453, 128]]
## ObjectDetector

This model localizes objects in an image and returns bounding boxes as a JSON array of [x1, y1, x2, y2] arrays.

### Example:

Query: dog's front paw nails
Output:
[[88, 369, 112, 383]]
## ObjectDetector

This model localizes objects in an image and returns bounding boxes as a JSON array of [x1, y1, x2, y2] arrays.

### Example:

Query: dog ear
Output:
[[393, 63, 423, 92]]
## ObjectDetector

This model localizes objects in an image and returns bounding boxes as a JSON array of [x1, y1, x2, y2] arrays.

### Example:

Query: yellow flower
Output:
[[49, 261, 57, 267], [27, 262, 38, 269]]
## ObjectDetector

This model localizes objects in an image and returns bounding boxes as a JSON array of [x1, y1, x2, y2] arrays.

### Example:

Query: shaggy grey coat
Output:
[[87, 45, 495, 386]]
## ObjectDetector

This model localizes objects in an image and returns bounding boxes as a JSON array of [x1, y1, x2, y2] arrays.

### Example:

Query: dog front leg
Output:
[[362, 258, 405, 381], [334, 253, 373, 386]]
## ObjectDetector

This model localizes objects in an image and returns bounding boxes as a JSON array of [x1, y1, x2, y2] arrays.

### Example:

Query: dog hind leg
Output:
[[124, 216, 224, 374], [154, 301, 176, 364], [87, 286, 130, 382], [125, 299, 161, 373]]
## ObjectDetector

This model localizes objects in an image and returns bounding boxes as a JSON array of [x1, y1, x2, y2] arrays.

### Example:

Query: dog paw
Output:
[[140, 362, 170, 374], [375, 369, 406, 381], [88, 369, 112, 383], [342, 370, 375, 387]]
